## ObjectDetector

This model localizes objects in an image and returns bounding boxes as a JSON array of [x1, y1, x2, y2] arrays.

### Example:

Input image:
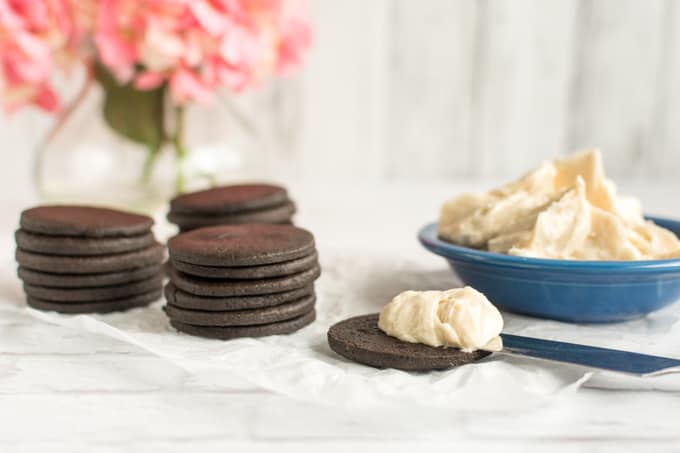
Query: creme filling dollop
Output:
[[378, 287, 504, 352], [438, 149, 680, 260]]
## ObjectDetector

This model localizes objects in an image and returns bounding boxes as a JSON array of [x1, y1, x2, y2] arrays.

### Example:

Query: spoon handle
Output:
[[500, 333, 680, 376]]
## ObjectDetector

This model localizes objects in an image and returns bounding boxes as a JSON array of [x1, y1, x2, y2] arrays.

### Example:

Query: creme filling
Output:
[[438, 149, 680, 260], [378, 287, 503, 352]]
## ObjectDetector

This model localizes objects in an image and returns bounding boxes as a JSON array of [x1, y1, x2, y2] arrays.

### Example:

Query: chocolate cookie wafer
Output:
[[170, 310, 316, 340], [26, 290, 162, 314], [327, 314, 491, 371], [165, 293, 316, 326], [18, 264, 163, 288], [167, 183, 296, 231], [15, 229, 155, 256], [165, 282, 314, 311], [168, 202, 296, 231], [15, 205, 165, 314], [16, 243, 165, 274], [171, 251, 318, 279], [24, 275, 163, 302], [164, 223, 320, 339], [168, 264, 320, 297], [168, 224, 315, 267], [20, 205, 153, 237]]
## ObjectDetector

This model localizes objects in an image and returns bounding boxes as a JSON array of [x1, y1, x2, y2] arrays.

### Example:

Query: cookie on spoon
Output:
[[327, 287, 502, 371], [328, 314, 491, 371]]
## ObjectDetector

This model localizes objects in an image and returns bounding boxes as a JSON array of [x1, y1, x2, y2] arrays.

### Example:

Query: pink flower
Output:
[[95, 0, 312, 103], [94, 0, 137, 81], [189, 1, 229, 36], [133, 70, 165, 90], [0, 0, 85, 112], [2, 0, 312, 112], [169, 67, 213, 104], [275, 11, 312, 74]]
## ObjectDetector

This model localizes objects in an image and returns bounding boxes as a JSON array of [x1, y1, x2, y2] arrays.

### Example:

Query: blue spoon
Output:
[[501, 334, 680, 376]]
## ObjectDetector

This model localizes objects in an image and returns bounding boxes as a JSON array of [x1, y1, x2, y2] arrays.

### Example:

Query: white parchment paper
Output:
[[6, 245, 678, 410]]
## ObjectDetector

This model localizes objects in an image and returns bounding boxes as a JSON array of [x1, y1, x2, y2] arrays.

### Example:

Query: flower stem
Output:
[[142, 144, 161, 183], [173, 105, 188, 194]]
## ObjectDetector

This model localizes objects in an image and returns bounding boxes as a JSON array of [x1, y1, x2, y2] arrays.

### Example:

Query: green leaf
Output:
[[94, 63, 166, 153]]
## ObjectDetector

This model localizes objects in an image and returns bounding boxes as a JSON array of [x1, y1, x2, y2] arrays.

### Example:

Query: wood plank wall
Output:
[[291, 0, 680, 182], [2, 0, 679, 190]]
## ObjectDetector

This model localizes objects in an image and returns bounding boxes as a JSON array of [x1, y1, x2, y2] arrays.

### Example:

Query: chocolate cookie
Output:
[[327, 314, 492, 371], [164, 293, 315, 326], [18, 264, 163, 288], [16, 243, 165, 274], [170, 184, 289, 215], [24, 275, 163, 302], [15, 230, 155, 256], [26, 290, 162, 314], [168, 224, 315, 266], [167, 202, 296, 229], [171, 251, 318, 279], [168, 264, 320, 297], [170, 309, 316, 340], [20, 206, 153, 237], [164, 282, 314, 311]]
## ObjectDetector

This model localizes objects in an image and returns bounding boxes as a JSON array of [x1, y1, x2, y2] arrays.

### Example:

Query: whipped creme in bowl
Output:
[[438, 150, 680, 260], [419, 149, 680, 322]]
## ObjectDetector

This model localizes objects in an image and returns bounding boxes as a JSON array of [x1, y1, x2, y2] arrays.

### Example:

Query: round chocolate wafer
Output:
[[327, 314, 491, 371], [171, 251, 318, 279], [16, 243, 165, 274], [18, 264, 163, 288], [26, 289, 162, 314], [20, 205, 153, 237], [24, 275, 163, 302], [164, 282, 314, 311], [168, 264, 320, 297], [167, 201, 296, 230], [177, 219, 293, 233], [170, 309, 316, 340], [168, 224, 315, 267], [170, 183, 289, 215], [15, 229, 155, 256], [164, 293, 315, 326]]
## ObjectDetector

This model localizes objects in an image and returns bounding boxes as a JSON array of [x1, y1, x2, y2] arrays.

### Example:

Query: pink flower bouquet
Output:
[[0, 0, 311, 191]]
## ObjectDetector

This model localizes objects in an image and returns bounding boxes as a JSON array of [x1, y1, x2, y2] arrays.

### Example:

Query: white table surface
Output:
[[2, 180, 680, 452]]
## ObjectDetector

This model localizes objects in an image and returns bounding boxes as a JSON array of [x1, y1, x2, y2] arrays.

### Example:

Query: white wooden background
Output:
[[2, 0, 680, 196]]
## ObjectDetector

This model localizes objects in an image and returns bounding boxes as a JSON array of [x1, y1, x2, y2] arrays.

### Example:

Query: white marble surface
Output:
[[2, 181, 680, 452]]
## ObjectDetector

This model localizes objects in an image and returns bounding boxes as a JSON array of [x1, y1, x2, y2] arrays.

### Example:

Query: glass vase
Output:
[[34, 71, 264, 214]]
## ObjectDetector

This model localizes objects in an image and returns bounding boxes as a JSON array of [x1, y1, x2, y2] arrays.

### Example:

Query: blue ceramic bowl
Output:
[[418, 216, 680, 323]]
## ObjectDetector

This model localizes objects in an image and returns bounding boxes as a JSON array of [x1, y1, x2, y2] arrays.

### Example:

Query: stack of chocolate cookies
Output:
[[164, 224, 320, 339], [167, 183, 296, 232], [15, 206, 165, 313]]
